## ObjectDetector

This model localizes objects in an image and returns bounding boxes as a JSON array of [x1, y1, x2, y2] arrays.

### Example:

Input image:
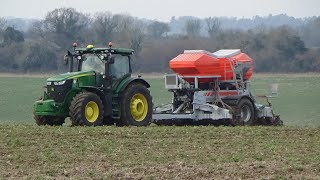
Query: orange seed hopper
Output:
[[169, 49, 253, 83]]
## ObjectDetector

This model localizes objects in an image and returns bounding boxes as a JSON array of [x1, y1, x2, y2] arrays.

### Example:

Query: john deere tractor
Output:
[[33, 43, 152, 126]]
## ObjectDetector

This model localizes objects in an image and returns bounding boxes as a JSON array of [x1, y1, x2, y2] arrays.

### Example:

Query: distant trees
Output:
[[44, 8, 89, 47], [185, 19, 202, 37], [2, 27, 24, 46], [272, 27, 306, 57], [28, 21, 46, 39], [300, 17, 320, 47], [0, 17, 6, 30], [252, 27, 307, 72], [128, 21, 146, 54], [22, 43, 57, 72], [147, 21, 170, 39], [205, 17, 221, 38], [0, 18, 5, 42], [93, 12, 117, 43], [0, 10, 319, 73]]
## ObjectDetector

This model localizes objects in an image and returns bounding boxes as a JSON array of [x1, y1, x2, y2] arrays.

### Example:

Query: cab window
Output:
[[110, 55, 130, 78], [81, 54, 104, 73]]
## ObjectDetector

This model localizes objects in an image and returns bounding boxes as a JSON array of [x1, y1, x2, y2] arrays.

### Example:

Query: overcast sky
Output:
[[1, 0, 319, 21]]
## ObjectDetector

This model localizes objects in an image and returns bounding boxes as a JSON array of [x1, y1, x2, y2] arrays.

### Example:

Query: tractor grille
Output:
[[47, 79, 73, 103]]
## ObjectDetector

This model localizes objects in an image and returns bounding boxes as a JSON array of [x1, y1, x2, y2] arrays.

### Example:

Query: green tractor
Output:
[[33, 43, 153, 126]]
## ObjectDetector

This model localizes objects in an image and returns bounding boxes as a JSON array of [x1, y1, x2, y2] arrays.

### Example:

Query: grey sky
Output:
[[1, 0, 319, 21]]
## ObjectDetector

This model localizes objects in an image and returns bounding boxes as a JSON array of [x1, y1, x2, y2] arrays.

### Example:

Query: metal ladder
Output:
[[223, 58, 246, 94]]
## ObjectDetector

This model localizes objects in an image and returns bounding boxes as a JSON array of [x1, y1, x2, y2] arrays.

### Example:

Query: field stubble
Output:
[[0, 125, 319, 179]]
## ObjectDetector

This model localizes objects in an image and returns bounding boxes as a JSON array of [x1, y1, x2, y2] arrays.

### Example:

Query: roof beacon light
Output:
[[108, 42, 113, 48], [86, 44, 94, 49]]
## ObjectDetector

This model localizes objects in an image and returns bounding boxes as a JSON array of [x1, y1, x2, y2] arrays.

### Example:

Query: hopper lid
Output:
[[212, 49, 241, 58]]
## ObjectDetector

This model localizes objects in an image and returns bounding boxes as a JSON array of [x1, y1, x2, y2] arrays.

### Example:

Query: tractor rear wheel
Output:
[[34, 115, 65, 126], [69, 92, 104, 126], [232, 98, 255, 126], [118, 83, 152, 126]]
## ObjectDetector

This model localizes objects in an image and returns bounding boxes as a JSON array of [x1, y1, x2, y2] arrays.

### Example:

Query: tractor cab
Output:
[[33, 42, 152, 127], [64, 43, 134, 82], [81, 53, 130, 79]]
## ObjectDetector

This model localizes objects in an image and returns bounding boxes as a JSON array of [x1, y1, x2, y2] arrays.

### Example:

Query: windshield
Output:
[[81, 54, 104, 73], [81, 54, 130, 78]]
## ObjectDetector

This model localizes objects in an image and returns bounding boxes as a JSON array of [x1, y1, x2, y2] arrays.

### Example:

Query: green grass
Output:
[[0, 125, 319, 179], [0, 74, 320, 126], [0, 77, 44, 123], [250, 74, 320, 127]]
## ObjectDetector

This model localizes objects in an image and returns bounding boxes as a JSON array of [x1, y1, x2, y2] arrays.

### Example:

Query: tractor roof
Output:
[[75, 47, 134, 55]]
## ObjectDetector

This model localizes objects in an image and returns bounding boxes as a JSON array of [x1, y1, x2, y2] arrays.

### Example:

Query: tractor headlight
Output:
[[46, 81, 52, 86], [53, 80, 66, 85]]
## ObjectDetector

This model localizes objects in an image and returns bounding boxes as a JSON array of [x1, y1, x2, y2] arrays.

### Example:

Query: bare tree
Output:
[[0, 17, 6, 43], [185, 19, 202, 37], [22, 42, 57, 72], [44, 8, 89, 46], [301, 17, 320, 47], [93, 12, 118, 43], [0, 17, 6, 30], [111, 14, 133, 46], [2, 27, 24, 46], [129, 20, 146, 54], [205, 17, 221, 38], [147, 21, 170, 39], [28, 21, 46, 39]]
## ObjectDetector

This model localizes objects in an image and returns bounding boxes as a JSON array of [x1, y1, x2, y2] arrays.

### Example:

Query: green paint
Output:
[[75, 47, 134, 55], [77, 74, 96, 87], [33, 99, 67, 116], [47, 71, 95, 82], [33, 45, 148, 120]]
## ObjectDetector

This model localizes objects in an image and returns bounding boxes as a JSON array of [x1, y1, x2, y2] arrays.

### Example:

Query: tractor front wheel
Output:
[[118, 84, 152, 126], [69, 92, 104, 126]]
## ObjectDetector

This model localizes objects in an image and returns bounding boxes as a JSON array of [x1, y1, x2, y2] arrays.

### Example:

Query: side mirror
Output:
[[63, 51, 73, 65], [63, 55, 70, 65]]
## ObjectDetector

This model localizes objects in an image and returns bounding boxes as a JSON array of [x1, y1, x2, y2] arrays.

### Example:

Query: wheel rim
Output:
[[85, 101, 99, 123], [130, 93, 148, 122], [240, 105, 251, 123]]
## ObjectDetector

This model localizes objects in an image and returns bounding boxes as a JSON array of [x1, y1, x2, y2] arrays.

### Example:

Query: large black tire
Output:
[[34, 115, 65, 126], [118, 83, 152, 126], [69, 92, 104, 126], [232, 98, 255, 126]]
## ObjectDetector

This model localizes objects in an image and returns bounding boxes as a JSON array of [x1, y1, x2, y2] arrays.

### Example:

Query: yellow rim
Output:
[[130, 93, 148, 122], [85, 101, 99, 123]]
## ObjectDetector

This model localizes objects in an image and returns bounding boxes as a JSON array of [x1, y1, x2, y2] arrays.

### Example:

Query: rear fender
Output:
[[112, 77, 150, 118], [116, 78, 150, 94], [223, 95, 255, 106], [239, 96, 255, 108]]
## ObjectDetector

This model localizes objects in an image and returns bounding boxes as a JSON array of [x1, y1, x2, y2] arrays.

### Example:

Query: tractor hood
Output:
[[47, 71, 96, 82]]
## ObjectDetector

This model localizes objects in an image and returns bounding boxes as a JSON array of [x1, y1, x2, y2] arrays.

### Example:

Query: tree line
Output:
[[0, 8, 319, 73]]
